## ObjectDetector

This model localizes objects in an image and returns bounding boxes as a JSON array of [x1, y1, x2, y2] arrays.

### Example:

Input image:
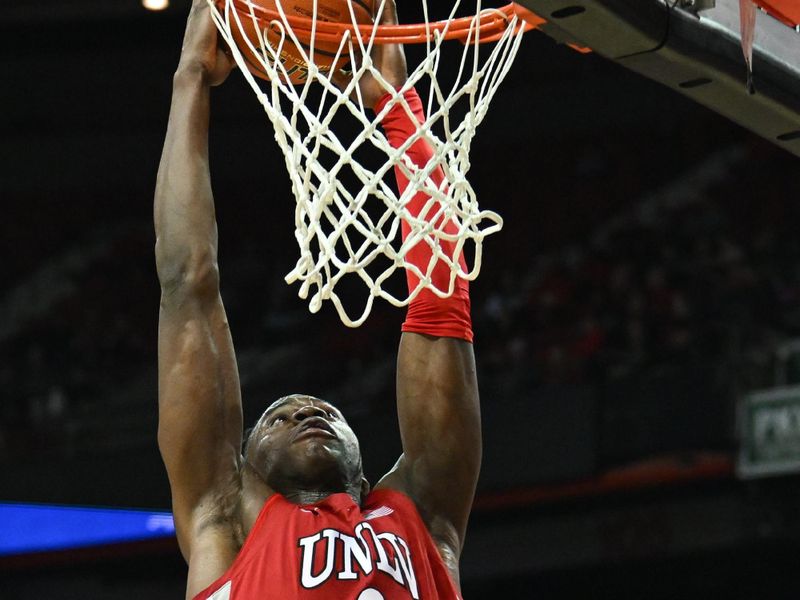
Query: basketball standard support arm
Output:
[[518, 0, 800, 158]]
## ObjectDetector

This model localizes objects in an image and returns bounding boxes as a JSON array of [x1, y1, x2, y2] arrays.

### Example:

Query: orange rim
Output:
[[225, 1, 543, 45], [754, 0, 800, 27]]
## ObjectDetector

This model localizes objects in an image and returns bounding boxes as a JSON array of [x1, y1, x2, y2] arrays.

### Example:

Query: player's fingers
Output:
[[182, 0, 216, 52], [218, 33, 236, 63], [331, 67, 353, 93], [218, 46, 237, 71], [377, 0, 398, 26]]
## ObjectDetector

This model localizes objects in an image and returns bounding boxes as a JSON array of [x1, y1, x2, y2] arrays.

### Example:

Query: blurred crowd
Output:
[[477, 143, 800, 392], [1, 139, 797, 477]]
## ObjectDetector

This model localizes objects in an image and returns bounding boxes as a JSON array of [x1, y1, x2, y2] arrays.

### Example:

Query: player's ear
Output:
[[360, 477, 371, 502]]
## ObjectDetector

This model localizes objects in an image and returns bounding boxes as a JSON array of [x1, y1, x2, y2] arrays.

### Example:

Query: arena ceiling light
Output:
[[142, 0, 169, 11]]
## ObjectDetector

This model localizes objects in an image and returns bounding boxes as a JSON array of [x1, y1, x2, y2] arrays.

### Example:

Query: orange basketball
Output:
[[221, 0, 375, 84]]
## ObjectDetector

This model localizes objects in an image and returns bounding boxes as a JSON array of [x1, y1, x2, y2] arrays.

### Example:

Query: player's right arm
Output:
[[154, 0, 241, 573]]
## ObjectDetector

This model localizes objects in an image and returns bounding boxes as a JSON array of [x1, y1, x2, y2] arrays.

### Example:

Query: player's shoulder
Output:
[[364, 488, 463, 587], [365, 486, 427, 514]]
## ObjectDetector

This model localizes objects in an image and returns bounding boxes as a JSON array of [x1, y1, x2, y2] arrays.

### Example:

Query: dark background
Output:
[[2, 1, 800, 598]]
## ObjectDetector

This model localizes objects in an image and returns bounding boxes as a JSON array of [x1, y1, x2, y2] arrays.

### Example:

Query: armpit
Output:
[[191, 484, 246, 549], [428, 519, 462, 586]]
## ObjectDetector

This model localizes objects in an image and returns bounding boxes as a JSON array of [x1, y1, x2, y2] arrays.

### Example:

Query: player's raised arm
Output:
[[154, 0, 241, 561], [366, 0, 482, 582]]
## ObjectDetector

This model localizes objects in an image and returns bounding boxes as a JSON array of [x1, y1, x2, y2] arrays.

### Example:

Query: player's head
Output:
[[243, 394, 368, 501]]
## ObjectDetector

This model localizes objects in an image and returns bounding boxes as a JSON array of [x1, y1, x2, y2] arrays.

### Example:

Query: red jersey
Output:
[[193, 489, 462, 600]]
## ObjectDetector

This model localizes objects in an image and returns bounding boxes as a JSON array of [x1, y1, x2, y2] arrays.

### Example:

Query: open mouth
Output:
[[294, 418, 337, 441]]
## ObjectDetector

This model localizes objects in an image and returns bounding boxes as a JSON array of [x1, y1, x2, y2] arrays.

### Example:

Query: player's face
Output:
[[248, 395, 363, 493]]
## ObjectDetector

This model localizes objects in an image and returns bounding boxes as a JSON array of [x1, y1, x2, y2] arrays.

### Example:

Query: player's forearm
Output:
[[154, 69, 219, 294], [396, 333, 481, 542], [379, 87, 472, 341], [396, 335, 481, 465]]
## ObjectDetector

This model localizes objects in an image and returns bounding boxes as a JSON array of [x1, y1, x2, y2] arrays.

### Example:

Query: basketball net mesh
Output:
[[210, 0, 526, 327]]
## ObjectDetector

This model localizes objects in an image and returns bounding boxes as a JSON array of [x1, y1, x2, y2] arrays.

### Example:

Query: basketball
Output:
[[220, 0, 375, 84]]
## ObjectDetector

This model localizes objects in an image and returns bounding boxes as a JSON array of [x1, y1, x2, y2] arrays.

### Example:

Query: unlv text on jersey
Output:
[[299, 522, 419, 599]]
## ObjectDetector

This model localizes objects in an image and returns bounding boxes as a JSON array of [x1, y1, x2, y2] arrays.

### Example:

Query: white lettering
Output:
[[339, 523, 374, 580], [297, 522, 419, 596], [375, 532, 404, 586], [385, 535, 419, 599], [299, 529, 340, 588]]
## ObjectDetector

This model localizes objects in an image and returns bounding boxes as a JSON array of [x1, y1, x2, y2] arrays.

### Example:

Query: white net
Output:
[[210, 0, 528, 327]]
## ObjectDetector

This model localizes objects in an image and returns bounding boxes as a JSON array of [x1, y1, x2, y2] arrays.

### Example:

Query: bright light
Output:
[[142, 0, 169, 11], [0, 503, 175, 556]]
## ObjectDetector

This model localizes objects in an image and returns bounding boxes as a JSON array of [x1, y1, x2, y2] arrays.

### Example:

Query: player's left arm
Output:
[[378, 333, 481, 569], [362, 2, 480, 573]]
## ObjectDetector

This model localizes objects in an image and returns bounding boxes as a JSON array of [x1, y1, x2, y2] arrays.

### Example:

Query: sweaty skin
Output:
[[154, 2, 481, 598]]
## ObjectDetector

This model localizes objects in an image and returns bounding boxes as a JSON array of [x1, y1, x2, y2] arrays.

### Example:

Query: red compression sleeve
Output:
[[375, 88, 473, 342]]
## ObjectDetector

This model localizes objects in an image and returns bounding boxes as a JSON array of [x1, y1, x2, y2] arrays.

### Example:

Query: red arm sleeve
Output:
[[376, 88, 473, 343]]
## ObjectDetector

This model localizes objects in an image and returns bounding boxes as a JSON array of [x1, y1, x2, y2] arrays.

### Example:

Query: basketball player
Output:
[[155, 2, 479, 598]]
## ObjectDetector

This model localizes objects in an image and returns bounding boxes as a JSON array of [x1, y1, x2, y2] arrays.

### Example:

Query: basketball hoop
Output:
[[210, 0, 541, 327], [222, 0, 541, 45]]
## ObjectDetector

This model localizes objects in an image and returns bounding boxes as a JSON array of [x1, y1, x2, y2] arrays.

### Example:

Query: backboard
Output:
[[518, 0, 800, 158]]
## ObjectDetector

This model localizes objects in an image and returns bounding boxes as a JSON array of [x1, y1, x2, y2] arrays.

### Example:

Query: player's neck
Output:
[[282, 487, 361, 506], [279, 468, 363, 506], [240, 464, 362, 513]]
